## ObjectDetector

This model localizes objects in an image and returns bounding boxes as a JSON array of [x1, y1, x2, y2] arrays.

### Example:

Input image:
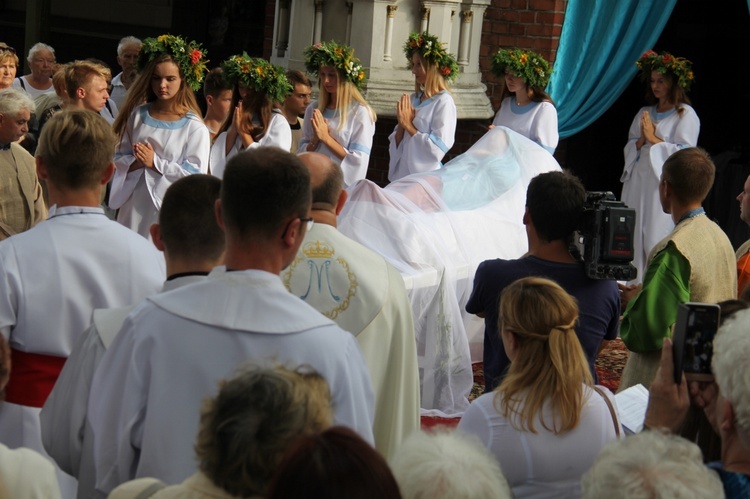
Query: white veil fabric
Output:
[[339, 126, 562, 417]]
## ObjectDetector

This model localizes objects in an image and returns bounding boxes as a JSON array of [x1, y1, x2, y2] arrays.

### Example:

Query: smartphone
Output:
[[672, 302, 720, 383]]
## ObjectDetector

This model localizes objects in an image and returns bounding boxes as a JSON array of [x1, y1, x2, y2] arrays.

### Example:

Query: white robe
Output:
[[40, 276, 206, 499], [209, 112, 292, 179], [88, 268, 375, 495], [0, 205, 165, 497], [298, 101, 375, 188], [282, 224, 420, 458], [109, 104, 211, 239], [492, 97, 559, 153], [388, 91, 457, 182], [620, 104, 700, 283]]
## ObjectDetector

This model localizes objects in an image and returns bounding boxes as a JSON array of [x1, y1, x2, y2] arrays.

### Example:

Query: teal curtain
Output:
[[548, 0, 676, 139]]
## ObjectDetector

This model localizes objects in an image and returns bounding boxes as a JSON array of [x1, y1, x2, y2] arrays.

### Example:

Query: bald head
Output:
[[298, 152, 343, 208]]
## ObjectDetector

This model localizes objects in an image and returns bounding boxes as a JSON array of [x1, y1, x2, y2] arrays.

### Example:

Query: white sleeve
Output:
[[108, 112, 142, 210], [406, 93, 457, 172], [530, 102, 558, 153], [621, 109, 644, 182], [456, 396, 494, 448], [339, 105, 375, 187], [152, 118, 211, 179], [88, 315, 148, 496], [40, 324, 106, 477], [208, 132, 240, 179], [251, 113, 292, 151], [648, 107, 700, 179], [297, 103, 315, 154]]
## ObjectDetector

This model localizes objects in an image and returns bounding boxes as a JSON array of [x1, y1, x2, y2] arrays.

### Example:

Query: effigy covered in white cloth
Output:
[[339, 126, 562, 417]]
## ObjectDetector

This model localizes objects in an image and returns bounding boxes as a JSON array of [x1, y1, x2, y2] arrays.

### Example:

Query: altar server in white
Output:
[[620, 50, 699, 283], [88, 147, 374, 495], [109, 34, 211, 239], [388, 32, 457, 182], [299, 40, 376, 188], [210, 55, 292, 178], [283, 152, 419, 458], [489, 48, 558, 154], [0, 109, 165, 497], [40, 174, 224, 499]]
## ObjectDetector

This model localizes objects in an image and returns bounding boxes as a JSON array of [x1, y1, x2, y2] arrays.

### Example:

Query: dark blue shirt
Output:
[[708, 461, 750, 499], [466, 256, 620, 392]]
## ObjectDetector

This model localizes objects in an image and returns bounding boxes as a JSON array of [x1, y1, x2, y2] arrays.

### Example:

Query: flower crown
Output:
[[491, 48, 552, 89], [636, 50, 694, 92], [303, 41, 366, 90], [403, 32, 460, 82], [138, 34, 208, 92], [221, 54, 292, 103]]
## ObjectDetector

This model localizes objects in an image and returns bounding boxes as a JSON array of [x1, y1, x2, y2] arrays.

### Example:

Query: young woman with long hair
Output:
[[620, 50, 699, 282], [387, 32, 458, 182], [108, 35, 210, 239], [458, 277, 620, 498], [209, 54, 292, 178], [299, 41, 376, 188], [489, 48, 558, 154]]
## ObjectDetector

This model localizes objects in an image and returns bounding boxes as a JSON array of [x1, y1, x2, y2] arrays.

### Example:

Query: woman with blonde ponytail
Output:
[[458, 277, 620, 498]]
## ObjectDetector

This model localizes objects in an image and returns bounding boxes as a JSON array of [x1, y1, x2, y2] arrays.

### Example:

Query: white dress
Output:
[[109, 104, 211, 239], [457, 385, 621, 499], [209, 111, 292, 179], [492, 97, 558, 153], [298, 101, 375, 188], [620, 104, 700, 283], [388, 91, 457, 182], [88, 268, 375, 495]]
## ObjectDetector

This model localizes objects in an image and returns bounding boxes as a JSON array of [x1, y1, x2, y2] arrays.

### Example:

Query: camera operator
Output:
[[466, 171, 620, 393]]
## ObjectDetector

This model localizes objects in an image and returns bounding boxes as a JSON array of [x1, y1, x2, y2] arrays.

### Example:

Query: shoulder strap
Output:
[[17, 77, 26, 90], [593, 385, 621, 438]]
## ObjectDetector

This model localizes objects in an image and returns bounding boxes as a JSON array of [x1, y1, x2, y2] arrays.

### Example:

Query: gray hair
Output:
[[714, 308, 750, 445], [117, 36, 142, 56], [27, 42, 55, 63], [390, 430, 513, 499], [0, 87, 36, 116], [581, 430, 724, 498]]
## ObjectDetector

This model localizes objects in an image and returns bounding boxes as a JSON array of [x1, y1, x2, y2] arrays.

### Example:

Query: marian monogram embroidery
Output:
[[283, 241, 358, 319]]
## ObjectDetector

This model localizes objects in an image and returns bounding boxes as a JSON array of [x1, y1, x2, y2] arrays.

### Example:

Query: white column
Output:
[[420, 5, 430, 33], [314, 0, 325, 44], [458, 10, 472, 66], [384, 4, 398, 61]]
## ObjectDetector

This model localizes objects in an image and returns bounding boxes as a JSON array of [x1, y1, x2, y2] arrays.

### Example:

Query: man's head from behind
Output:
[[713, 308, 750, 450], [220, 148, 311, 242], [0, 88, 34, 145], [661, 147, 715, 206], [152, 174, 225, 265], [195, 364, 332, 497], [36, 109, 116, 190], [299, 152, 346, 215], [525, 171, 585, 242], [66, 60, 110, 112], [581, 430, 724, 498]]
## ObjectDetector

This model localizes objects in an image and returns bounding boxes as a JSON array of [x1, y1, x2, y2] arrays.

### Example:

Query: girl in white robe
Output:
[[620, 51, 699, 283], [210, 55, 292, 178], [109, 38, 211, 239], [299, 41, 376, 188], [388, 31, 458, 182], [489, 48, 558, 154]]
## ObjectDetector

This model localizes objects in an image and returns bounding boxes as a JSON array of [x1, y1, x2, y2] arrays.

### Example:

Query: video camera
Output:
[[575, 192, 637, 281]]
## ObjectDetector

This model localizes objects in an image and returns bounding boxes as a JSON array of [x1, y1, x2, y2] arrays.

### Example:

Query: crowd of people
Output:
[[0, 28, 748, 499]]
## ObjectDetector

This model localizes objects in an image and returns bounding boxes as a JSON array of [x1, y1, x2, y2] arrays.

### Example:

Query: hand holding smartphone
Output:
[[672, 302, 720, 384]]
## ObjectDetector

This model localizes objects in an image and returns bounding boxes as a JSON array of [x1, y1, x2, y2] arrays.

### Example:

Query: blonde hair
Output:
[[113, 53, 202, 137], [36, 108, 116, 189], [414, 56, 450, 99], [317, 68, 375, 132], [494, 277, 592, 434]]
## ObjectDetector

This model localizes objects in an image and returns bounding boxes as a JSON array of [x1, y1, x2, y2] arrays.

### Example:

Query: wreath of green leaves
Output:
[[138, 34, 208, 92], [303, 40, 366, 90], [636, 50, 694, 92], [221, 53, 292, 103], [491, 48, 552, 89], [403, 32, 459, 83]]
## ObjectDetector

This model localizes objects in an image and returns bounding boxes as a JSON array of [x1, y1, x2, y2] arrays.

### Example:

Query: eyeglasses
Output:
[[0, 46, 15, 55], [281, 217, 314, 239]]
